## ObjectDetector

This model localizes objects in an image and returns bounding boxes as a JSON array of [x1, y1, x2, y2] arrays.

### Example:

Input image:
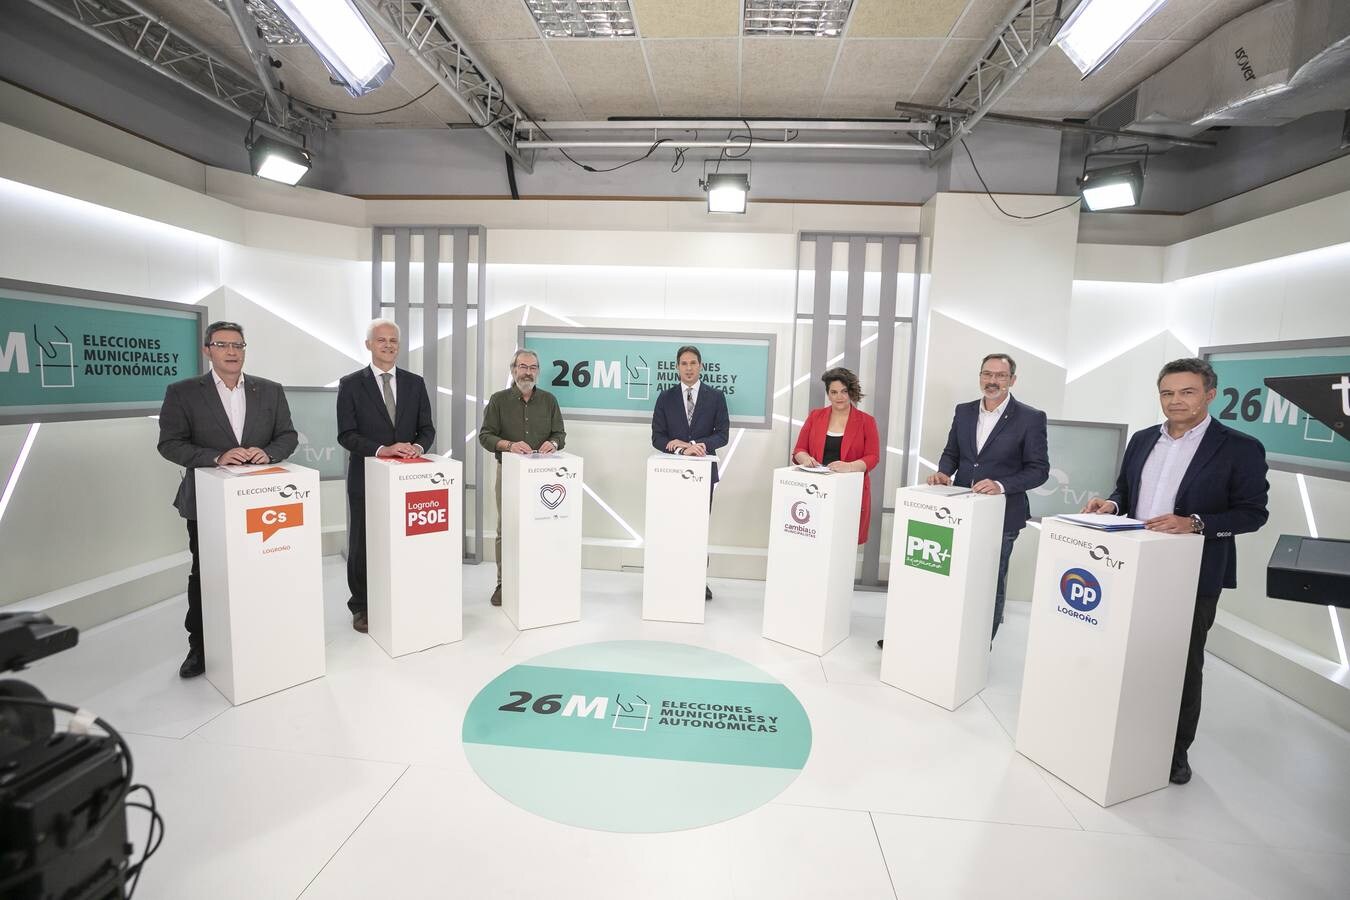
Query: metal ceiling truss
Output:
[[910, 0, 1069, 161], [22, 0, 325, 144], [356, 0, 535, 172]]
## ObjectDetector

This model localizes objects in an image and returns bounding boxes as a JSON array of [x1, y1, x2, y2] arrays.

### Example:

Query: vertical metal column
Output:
[[860, 236, 902, 586], [473, 227, 487, 563], [809, 235, 832, 409], [392, 227, 411, 368], [842, 236, 865, 375], [370, 231, 383, 318], [421, 228, 439, 401]]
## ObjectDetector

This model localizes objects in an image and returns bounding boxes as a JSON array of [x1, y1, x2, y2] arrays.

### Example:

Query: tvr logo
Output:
[[278, 483, 312, 500], [1088, 544, 1126, 569], [805, 483, 828, 499], [934, 506, 963, 526]]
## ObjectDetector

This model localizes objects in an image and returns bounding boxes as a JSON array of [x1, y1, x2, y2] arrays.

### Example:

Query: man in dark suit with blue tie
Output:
[[337, 319, 436, 633], [651, 345, 730, 600], [923, 353, 1050, 644], [1084, 357, 1268, 785]]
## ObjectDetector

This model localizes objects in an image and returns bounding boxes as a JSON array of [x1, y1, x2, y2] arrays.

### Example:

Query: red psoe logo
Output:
[[406, 489, 450, 536], [246, 503, 304, 541]]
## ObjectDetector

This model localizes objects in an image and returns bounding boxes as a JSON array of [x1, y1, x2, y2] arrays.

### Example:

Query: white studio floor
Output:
[[23, 557, 1350, 900]]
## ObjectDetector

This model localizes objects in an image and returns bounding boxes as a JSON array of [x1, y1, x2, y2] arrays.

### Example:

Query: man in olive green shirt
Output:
[[479, 348, 567, 606]]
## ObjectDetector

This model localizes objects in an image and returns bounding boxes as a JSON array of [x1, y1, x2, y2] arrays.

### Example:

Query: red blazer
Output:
[[791, 405, 880, 544]]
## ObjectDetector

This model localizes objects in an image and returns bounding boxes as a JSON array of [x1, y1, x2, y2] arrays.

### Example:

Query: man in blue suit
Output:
[[883, 353, 1048, 648], [1085, 357, 1268, 785], [337, 319, 436, 634], [651, 345, 730, 600]]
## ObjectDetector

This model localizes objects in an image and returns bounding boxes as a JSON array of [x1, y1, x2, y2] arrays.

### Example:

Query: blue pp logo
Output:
[[1059, 568, 1102, 613]]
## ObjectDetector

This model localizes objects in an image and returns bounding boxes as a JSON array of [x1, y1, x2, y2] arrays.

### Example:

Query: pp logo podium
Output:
[[1057, 567, 1104, 627], [904, 519, 953, 576]]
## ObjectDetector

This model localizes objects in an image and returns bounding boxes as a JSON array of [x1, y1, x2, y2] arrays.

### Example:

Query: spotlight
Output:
[[246, 133, 312, 186], [702, 173, 749, 214], [1077, 144, 1148, 212], [271, 0, 393, 97]]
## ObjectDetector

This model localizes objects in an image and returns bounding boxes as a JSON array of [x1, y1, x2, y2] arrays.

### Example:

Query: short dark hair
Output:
[[676, 345, 702, 364], [1157, 357, 1217, 392], [204, 321, 244, 346], [821, 367, 864, 404], [980, 353, 1016, 376]]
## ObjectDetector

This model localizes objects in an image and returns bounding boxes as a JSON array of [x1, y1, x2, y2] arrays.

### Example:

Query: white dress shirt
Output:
[[1134, 416, 1212, 520], [371, 363, 397, 404], [212, 370, 246, 445], [975, 394, 1010, 454]]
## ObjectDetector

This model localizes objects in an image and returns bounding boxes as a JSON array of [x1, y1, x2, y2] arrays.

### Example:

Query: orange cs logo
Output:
[[246, 503, 304, 541]]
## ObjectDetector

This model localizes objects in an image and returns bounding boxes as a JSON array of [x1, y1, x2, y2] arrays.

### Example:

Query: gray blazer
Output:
[[157, 372, 298, 519]]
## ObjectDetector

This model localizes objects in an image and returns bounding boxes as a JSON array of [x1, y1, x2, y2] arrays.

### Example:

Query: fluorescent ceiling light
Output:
[[705, 173, 749, 214], [1078, 162, 1143, 211], [1054, 0, 1169, 76], [744, 0, 855, 37], [271, 0, 393, 96], [248, 135, 312, 185], [525, 0, 636, 38]]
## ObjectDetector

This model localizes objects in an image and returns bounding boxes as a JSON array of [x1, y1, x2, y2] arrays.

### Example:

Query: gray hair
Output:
[[366, 318, 400, 342], [510, 348, 540, 369]]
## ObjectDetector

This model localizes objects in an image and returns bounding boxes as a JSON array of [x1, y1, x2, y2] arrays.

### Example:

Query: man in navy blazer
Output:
[[927, 353, 1049, 643], [651, 345, 730, 600], [336, 319, 436, 633], [1085, 357, 1268, 786]]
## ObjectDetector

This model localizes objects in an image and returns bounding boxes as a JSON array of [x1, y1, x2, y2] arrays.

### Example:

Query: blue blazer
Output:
[[938, 395, 1050, 534], [336, 366, 436, 496], [1108, 419, 1268, 596], [651, 382, 731, 484]]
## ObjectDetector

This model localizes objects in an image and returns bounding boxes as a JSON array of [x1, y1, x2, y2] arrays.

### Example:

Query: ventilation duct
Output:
[[1099, 0, 1350, 139]]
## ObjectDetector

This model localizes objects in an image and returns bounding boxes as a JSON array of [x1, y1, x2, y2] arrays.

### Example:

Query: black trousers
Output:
[[1175, 590, 1222, 761], [347, 491, 367, 614], [185, 518, 203, 650]]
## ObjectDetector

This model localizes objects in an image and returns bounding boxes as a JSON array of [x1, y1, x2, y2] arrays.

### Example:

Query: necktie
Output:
[[685, 386, 694, 426], [381, 371, 396, 423]]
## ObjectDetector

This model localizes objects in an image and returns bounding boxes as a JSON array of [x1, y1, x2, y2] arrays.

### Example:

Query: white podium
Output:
[[365, 456, 463, 657], [880, 485, 1005, 710], [195, 462, 325, 705], [501, 451, 583, 629], [762, 467, 864, 655], [642, 453, 714, 624], [1015, 518, 1203, 806]]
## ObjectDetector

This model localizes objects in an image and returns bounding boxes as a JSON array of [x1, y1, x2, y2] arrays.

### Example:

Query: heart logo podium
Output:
[[539, 484, 566, 510]]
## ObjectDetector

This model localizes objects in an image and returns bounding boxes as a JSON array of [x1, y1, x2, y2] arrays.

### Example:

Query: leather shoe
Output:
[[876, 639, 884, 649], [491, 586, 502, 607], [705, 585, 713, 601], [1170, 757, 1192, 785], [179, 646, 205, 679], [352, 612, 368, 634]]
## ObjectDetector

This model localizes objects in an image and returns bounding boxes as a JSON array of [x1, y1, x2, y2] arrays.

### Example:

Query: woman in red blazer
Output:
[[790, 367, 881, 544]]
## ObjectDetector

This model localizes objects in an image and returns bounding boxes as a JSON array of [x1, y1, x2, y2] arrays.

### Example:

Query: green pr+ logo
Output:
[[904, 519, 953, 576]]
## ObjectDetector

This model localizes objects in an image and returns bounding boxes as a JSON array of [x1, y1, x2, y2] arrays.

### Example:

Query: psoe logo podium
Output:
[[1057, 567, 1103, 626], [406, 489, 450, 536], [245, 502, 304, 542], [904, 519, 953, 576]]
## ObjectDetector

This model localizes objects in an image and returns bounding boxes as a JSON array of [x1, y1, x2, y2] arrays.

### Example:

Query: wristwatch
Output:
[[1190, 514, 1205, 534]]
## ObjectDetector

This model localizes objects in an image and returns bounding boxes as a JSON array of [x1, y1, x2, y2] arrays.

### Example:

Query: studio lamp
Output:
[[702, 173, 749, 214], [246, 130, 312, 186]]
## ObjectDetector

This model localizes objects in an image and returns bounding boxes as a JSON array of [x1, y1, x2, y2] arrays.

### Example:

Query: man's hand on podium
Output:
[[216, 447, 255, 466], [508, 441, 533, 455], [1144, 514, 1192, 534], [1081, 498, 1118, 514], [377, 443, 419, 458], [685, 442, 707, 457], [926, 471, 952, 486], [972, 479, 1003, 495]]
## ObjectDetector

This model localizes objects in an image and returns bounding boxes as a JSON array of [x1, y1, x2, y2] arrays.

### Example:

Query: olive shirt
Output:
[[478, 384, 567, 461]]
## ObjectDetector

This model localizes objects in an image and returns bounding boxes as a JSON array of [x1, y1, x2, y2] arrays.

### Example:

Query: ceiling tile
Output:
[[474, 40, 585, 120], [993, 40, 1153, 119], [1171, 0, 1267, 42], [632, 0, 739, 38], [643, 39, 739, 116], [434, 0, 543, 41], [740, 38, 840, 116], [848, 0, 970, 38], [546, 40, 660, 118], [1132, 0, 1211, 40], [908, 39, 980, 105], [823, 39, 943, 116], [951, 0, 1021, 39]]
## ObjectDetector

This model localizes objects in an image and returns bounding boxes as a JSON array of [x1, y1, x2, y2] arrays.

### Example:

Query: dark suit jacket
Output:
[[336, 366, 436, 496], [651, 382, 731, 484], [1108, 419, 1269, 595], [938, 395, 1050, 534], [792, 405, 881, 544], [157, 372, 298, 519]]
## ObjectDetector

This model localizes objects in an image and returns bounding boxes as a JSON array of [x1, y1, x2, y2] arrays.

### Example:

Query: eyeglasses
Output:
[[979, 371, 1011, 381], [208, 341, 247, 351], [514, 364, 540, 372]]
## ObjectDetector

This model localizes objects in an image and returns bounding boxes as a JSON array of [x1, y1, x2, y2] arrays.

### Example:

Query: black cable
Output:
[[288, 84, 438, 118], [124, 785, 165, 900], [959, 139, 1081, 220], [505, 152, 519, 199]]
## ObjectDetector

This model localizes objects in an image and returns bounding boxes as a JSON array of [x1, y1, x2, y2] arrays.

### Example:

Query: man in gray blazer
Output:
[[157, 321, 297, 678]]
